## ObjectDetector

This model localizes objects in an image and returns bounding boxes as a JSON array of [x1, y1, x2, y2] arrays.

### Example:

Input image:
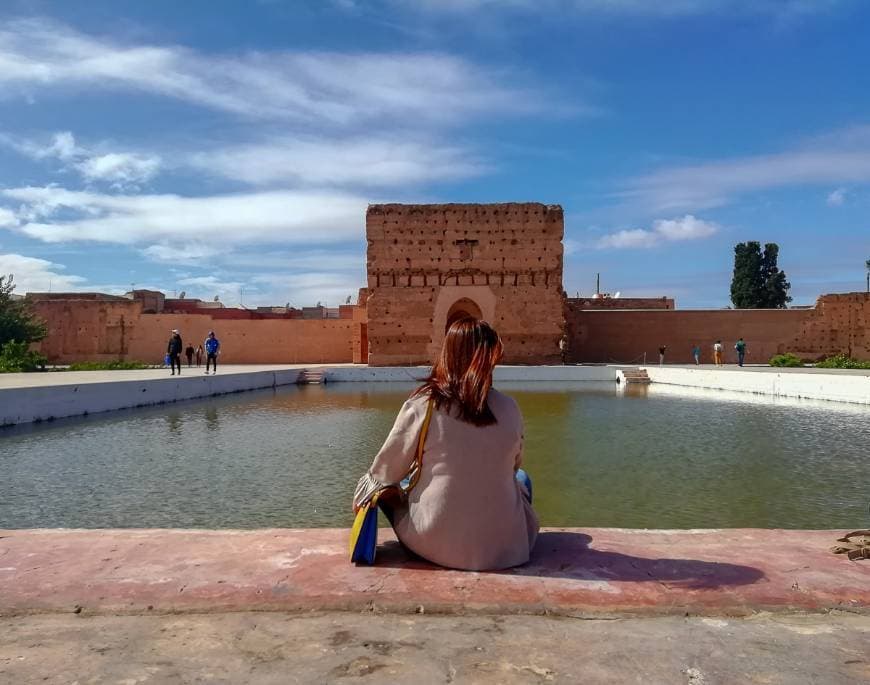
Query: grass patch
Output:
[[768, 353, 803, 368]]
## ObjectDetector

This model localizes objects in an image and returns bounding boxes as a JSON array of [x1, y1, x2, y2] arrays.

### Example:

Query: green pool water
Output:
[[1, 382, 867, 529]]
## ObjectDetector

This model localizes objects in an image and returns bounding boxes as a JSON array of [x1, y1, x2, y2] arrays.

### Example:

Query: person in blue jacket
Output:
[[204, 331, 221, 374]]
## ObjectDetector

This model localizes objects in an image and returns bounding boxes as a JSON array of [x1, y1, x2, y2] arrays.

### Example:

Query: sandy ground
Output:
[[2, 611, 869, 684]]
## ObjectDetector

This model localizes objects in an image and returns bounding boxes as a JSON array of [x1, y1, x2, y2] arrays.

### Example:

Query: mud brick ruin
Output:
[[365, 203, 565, 366]]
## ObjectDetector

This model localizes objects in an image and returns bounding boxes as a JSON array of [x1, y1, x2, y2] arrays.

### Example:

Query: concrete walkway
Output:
[[0, 364, 345, 389], [0, 365, 347, 426], [3, 612, 868, 684], [1, 528, 867, 618]]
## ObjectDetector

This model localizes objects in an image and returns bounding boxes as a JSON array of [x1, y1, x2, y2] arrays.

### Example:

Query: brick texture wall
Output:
[[365, 203, 565, 366]]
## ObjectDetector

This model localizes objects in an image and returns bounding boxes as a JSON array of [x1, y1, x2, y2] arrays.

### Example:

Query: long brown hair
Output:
[[413, 318, 504, 426]]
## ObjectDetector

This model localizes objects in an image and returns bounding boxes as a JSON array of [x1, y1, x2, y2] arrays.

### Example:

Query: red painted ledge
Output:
[[0, 528, 867, 617]]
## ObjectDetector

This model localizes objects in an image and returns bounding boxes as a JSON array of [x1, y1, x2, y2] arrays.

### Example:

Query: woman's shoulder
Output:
[[401, 391, 432, 417], [488, 388, 522, 421]]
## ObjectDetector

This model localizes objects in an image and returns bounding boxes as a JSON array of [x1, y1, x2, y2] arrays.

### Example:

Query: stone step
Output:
[[620, 368, 651, 384], [296, 369, 325, 385]]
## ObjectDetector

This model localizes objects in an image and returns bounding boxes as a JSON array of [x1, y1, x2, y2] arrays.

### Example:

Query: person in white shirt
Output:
[[713, 340, 724, 366]]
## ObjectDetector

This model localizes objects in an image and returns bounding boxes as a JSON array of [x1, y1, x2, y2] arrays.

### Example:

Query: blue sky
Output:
[[0, 0, 868, 308]]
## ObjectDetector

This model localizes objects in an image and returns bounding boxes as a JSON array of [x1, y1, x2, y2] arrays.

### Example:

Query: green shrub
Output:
[[815, 354, 870, 370], [0, 340, 48, 372], [67, 360, 152, 371], [769, 353, 803, 368]]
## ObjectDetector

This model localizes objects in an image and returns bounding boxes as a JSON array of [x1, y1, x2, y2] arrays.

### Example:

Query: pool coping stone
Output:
[[1, 528, 867, 618]]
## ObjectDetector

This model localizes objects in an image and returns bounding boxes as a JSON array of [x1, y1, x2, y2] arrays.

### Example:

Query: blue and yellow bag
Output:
[[349, 493, 381, 565], [349, 398, 433, 565]]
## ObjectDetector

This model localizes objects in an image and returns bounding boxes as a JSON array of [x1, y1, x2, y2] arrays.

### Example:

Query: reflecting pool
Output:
[[1, 382, 867, 529]]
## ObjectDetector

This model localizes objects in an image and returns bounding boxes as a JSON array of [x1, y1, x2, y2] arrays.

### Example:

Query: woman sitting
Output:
[[353, 318, 539, 571]]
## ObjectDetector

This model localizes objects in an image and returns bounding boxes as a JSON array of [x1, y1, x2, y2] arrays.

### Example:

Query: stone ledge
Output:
[[1, 528, 867, 618]]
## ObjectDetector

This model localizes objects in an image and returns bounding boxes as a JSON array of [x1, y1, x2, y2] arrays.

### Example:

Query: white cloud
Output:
[[826, 187, 847, 206], [0, 130, 161, 188], [190, 135, 484, 187], [220, 250, 363, 273], [0, 130, 82, 160], [1, 185, 368, 246], [652, 215, 718, 241], [0, 252, 86, 293], [0, 207, 18, 227], [621, 127, 870, 212], [249, 271, 363, 308], [176, 275, 246, 305], [596, 228, 659, 249], [0, 19, 546, 126], [141, 243, 223, 266], [596, 214, 718, 249], [41, 131, 79, 160], [76, 152, 161, 187]]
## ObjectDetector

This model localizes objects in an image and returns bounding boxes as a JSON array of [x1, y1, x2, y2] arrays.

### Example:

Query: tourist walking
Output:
[[735, 338, 747, 367], [204, 331, 220, 374], [184, 344, 194, 367], [167, 329, 183, 376], [713, 340, 723, 366], [353, 318, 538, 571], [559, 334, 568, 364], [195, 344, 203, 367], [658, 345, 667, 365], [692, 344, 701, 365]]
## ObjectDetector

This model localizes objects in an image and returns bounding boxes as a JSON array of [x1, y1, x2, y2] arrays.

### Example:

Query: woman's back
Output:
[[366, 389, 538, 571]]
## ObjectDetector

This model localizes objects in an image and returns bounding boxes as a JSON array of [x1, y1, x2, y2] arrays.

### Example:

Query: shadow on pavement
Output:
[[375, 531, 765, 589]]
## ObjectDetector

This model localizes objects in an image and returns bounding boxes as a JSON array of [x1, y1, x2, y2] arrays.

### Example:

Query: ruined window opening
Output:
[[454, 238, 479, 261]]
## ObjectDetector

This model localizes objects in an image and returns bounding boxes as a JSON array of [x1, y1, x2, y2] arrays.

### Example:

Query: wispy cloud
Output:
[[826, 187, 848, 206], [1, 185, 369, 247], [249, 270, 363, 308], [0, 130, 161, 189], [620, 125, 870, 212], [0, 19, 549, 126], [0, 252, 86, 292], [141, 243, 223, 266], [0, 206, 18, 227], [596, 214, 718, 249], [189, 135, 485, 188]]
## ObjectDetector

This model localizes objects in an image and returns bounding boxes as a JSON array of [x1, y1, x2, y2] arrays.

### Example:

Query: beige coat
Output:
[[361, 389, 539, 571]]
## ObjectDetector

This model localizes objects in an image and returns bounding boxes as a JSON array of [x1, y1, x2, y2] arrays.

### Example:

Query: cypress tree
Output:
[[759, 243, 791, 308], [730, 241, 791, 308], [730, 241, 763, 308]]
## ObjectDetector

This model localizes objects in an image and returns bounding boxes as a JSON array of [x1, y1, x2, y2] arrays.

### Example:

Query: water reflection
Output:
[[1, 382, 868, 530]]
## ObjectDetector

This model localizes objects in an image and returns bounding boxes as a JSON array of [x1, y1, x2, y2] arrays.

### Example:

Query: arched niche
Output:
[[445, 297, 484, 331], [428, 285, 498, 361]]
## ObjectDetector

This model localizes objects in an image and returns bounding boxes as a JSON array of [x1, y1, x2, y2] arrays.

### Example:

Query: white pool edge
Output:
[[642, 366, 870, 406], [2, 364, 867, 426]]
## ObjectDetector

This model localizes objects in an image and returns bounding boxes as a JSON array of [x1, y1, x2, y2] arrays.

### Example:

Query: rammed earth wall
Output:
[[365, 203, 565, 366], [566, 293, 870, 364], [29, 298, 357, 365]]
